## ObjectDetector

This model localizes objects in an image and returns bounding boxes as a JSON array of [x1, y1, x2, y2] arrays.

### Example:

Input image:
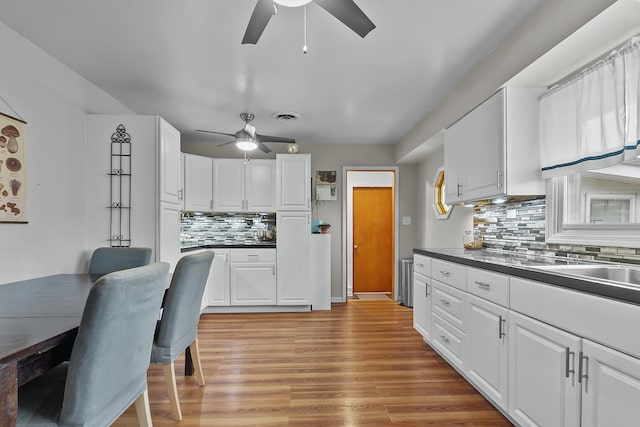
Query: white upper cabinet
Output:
[[158, 117, 182, 205], [245, 160, 276, 211], [276, 154, 311, 211], [444, 87, 545, 204], [213, 159, 275, 212], [183, 153, 213, 212]]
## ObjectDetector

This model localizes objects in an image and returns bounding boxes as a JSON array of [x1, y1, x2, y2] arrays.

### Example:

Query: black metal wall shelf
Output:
[[108, 124, 132, 247]]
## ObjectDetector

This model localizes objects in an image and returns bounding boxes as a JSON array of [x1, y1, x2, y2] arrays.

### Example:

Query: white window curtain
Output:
[[539, 37, 640, 179]]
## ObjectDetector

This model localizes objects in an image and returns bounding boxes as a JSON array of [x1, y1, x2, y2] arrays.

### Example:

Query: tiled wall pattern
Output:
[[474, 198, 640, 264], [180, 212, 275, 247]]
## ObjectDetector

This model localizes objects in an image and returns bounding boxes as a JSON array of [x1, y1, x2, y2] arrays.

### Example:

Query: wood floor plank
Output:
[[113, 300, 512, 426]]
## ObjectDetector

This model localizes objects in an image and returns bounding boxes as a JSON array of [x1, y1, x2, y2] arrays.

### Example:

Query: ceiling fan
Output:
[[242, 0, 375, 45], [197, 113, 296, 153]]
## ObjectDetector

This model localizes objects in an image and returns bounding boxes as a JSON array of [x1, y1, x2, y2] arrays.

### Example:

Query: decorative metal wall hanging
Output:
[[108, 124, 132, 246]]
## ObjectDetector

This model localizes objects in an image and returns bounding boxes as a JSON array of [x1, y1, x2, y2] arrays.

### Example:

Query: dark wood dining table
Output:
[[0, 274, 95, 427]]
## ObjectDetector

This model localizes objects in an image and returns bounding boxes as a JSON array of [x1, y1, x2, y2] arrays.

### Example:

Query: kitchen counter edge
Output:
[[414, 248, 640, 306]]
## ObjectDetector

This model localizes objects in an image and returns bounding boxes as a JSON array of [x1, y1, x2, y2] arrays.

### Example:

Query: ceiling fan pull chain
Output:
[[303, 5, 308, 54]]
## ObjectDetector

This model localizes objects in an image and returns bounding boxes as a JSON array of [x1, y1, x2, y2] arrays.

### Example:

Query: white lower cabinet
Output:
[[466, 294, 509, 411], [230, 249, 276, 306], [413, 271, 432, 342], [276, 212, 310, 305], [581, 339, 640, 427], [206, 249, 230, 307], [413, 253, 640, 426], [509, 311, 581, 427]]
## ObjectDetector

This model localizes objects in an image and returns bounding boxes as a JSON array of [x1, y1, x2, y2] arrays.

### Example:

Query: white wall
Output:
[[0, 22, 134, 283], [415, 137, 473, 249]]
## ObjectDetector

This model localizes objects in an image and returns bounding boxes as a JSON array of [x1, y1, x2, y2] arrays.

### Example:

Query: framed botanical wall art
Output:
[[0, 112, 27, 223]]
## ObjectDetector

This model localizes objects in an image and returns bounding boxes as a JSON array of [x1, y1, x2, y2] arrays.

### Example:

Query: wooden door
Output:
[[353, 187, 393, 292]]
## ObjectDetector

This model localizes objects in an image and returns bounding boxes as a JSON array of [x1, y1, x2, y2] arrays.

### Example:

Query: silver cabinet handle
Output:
[[416, 262, 424, 267], [439, 299, 450, 306], [440, 335, 450, 344], [578, 352, 589, 384], [565, 347, 575, 379], [475, 281, 491, 290], [426, 284, 430, 298], [457, 183, 462, 197], [272, 265, 276, 275], [439, 270, 450, 276], [497, 170, 503, 188], [498, 316, 506, 339], [178, 188, 184, 201]]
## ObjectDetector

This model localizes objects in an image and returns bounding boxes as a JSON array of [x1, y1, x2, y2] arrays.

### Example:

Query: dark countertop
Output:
[[413, 248, 640, 306], [181, 243, 276, 252]]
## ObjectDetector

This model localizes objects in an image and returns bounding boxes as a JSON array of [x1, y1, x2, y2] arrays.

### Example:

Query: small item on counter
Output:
[[463, 229, 484, 250]]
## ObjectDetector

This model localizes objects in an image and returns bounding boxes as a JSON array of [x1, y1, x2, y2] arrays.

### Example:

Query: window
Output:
[[547, 162, 640, 248]]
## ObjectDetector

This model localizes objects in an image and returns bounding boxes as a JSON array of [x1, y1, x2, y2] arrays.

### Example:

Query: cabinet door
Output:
[[184, 154, 213, 212], [207, 250, 230, 307], [246, 160, 276, 211], [213, 159, 245, 211], [444, 121, 464, 204], [158, 117, 182, 205], [508, 311, 581, 427], [276, 154, 311, 211], [581, 339, 640, 427], [466, 295, 508, 411], [462, 90, 504, 202], [158, 202, 181, 271], [230, 263, 276, 305], [413, 272, 431, 342], [277, 211, 310, 305]]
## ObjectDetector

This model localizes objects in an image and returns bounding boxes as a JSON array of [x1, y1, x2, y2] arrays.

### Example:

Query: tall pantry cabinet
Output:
[[85, 115, 182, 269], [276, 154, 311, 305]]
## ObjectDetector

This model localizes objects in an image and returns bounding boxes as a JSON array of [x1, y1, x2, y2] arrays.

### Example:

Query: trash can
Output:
[[399, 258, 414, 307]]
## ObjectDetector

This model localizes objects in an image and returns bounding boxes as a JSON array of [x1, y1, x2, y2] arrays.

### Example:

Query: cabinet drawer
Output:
[[230, 248, 276, 263], [414, 254, 431, 277], [432, 313, 465, 371], [432, 259, 466, 290], [432, 280, 466, 332], [467, 267, 509, 307]]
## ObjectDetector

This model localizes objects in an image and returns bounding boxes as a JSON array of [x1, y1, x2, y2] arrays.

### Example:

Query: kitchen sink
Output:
[[534, 264, 640, 286]]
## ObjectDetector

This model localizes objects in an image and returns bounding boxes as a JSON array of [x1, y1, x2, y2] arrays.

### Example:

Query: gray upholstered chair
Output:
[[150, 251, 214, 421], [88, 246, 153, 277], [18, 262, 170, 427]]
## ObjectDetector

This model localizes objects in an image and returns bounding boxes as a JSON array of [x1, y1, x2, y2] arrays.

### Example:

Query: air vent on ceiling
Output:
[[272, 112, 301, 122]]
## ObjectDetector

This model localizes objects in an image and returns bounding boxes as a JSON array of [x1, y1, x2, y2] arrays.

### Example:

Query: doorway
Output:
[[342, 168, 398, 301], [353, 187, 394, 293]]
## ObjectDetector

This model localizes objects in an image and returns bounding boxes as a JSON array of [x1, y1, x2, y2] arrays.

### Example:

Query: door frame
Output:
[[341, 166, 399, 302]]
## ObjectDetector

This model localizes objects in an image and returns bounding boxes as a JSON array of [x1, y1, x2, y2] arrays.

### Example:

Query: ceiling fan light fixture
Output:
[[273, 0, 312, 7], [236, 138, 258, 151]]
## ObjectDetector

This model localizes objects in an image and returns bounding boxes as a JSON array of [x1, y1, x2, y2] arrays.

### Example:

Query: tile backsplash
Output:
[[180, 212, 275, 247], [474, 198, 640, 265]]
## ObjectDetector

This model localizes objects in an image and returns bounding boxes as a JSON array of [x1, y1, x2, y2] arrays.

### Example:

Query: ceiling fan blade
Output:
[[257, 142, 272, 153], [242, 0, 275, 44], [196, 129, 236, 137], [313, 0, 375, 38], [217, 141, 236, 147], [257, 133, 296, 144]]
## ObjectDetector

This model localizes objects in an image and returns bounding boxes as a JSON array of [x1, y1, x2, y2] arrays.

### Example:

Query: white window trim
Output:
[[546, 177, 640, 248]]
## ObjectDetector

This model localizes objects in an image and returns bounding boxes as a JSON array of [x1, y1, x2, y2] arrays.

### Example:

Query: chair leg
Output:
[[134, 389, 153, 427], [162, 363, 183, 421], [189, 338, 206, 386]]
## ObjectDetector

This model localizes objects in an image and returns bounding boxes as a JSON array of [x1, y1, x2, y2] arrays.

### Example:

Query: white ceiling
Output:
[[0, 0, 543, 150]]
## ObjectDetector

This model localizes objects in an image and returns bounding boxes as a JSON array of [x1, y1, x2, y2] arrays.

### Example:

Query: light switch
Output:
[[402, 216, 412, 225]]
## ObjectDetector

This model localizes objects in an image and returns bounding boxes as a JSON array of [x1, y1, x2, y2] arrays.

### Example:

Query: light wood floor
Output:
[[114, 300, 512, 426]]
